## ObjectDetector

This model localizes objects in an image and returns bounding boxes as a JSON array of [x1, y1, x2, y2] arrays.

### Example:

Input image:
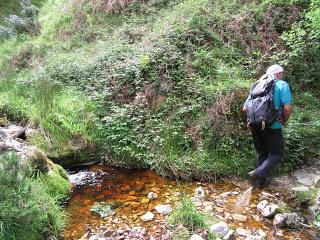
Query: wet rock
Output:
[[140, 211, 154, 221], [147, 192, 158, 199], [273, 212, 302, 228], [190, 234, 204, 240], [155, 204, 172, 215], [209, 221, 229, 238], [195, 187, 205, 198], [232, 214, 247, 222]]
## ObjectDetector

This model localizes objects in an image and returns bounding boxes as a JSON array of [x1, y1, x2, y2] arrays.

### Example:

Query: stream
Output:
[[64, 164, 319, 240]]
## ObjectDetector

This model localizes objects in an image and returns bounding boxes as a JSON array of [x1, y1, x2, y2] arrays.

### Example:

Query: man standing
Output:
[[243, 64, 293, 187]]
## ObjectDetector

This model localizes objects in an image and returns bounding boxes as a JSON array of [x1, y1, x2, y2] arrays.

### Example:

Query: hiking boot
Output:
[[252, 178, 268, 188], [248, 169, 258, 180]]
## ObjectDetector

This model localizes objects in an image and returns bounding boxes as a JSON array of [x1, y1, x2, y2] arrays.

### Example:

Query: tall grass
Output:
[[0, 152, 67, 240], [0, 74, 97, 158]]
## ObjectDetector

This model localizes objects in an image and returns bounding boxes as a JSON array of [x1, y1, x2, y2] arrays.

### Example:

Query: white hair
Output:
[[266, 64, 284, 75]]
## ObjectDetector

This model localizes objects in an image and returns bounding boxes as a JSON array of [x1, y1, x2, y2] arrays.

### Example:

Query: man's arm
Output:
[[283, 104, 292, 125]]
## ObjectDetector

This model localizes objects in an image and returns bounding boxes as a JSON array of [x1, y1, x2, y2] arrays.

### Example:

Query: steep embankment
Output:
[[1, 0, 320, 179]]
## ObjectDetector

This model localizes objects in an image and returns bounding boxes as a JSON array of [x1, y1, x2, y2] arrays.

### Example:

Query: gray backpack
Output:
[[246, 75, 278, 129]]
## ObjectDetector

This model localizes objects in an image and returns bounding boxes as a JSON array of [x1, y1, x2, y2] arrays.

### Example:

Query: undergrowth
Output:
[[0, 0, 319, 178]]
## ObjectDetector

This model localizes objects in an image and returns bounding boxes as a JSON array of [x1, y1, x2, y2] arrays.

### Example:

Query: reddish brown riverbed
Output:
[[63, 164, 318, 240]]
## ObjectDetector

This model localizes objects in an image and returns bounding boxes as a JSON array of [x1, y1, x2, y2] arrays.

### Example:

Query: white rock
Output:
[[154, 204, 172, 215], [257, 200, 269, 212], [209, 222, 229, 238], [257, 229, 266, 237], [147, 192, 158, 199], [232, 214, 247, 222], [190, 234, 204, 240], [261, 203, 279, 218], [235, 228, 250, 237], [223, 230, 235, 240], [195, 187, 205, 198], [273, 213, 301, 228], [140, 211, 154, 221]]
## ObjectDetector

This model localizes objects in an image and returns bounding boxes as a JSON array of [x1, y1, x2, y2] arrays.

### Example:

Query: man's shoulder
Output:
[[275, 80, 290, 89]]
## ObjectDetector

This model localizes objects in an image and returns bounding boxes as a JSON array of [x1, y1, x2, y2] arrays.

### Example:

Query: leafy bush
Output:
[[0, 152, 66, 240]]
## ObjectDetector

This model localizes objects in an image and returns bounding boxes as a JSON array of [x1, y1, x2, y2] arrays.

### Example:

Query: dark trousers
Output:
[[251, 126, 284, 179]]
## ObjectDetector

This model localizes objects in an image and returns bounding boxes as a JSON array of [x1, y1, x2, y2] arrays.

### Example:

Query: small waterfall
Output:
[[235, 186, 253, 209]]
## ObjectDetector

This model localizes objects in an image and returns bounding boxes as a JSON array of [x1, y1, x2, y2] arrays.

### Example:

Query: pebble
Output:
[[232, 214, 248, 222], [154, 204, 172, 215], [140, 211, 154, 221], [147, 192, 158, 199], [209, 221, 229, 238]]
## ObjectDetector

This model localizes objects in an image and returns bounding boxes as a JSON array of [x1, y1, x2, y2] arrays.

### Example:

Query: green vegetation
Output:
[[0, 152, 68, 240], [0, 0, 319, 177], [169, 196, 215, 239]]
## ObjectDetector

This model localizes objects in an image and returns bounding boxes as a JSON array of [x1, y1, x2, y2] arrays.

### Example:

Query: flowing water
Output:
[[236, 186, 253, 209], [64, 164, 319, 240]]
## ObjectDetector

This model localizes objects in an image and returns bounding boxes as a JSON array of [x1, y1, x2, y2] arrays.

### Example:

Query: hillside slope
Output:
[[0, 0, 319, 179]]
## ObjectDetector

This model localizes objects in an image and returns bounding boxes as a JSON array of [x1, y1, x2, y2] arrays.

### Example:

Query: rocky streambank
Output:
[[66, 164, 320, 240]]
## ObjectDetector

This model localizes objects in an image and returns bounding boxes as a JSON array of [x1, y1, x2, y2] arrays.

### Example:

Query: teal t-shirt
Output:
[[244, 79, 292, 129]]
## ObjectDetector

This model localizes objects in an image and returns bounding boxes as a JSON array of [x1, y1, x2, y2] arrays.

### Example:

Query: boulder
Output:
[[154, 204, 172, 215], [209, 221, 229, 238]]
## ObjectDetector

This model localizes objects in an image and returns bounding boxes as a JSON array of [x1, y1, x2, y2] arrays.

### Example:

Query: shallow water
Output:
[[64, 164, 319, 240]]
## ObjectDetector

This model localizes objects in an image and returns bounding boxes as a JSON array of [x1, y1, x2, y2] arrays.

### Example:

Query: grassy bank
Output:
[[0, 0, 319, 179], [0, 152, 69, 240]]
